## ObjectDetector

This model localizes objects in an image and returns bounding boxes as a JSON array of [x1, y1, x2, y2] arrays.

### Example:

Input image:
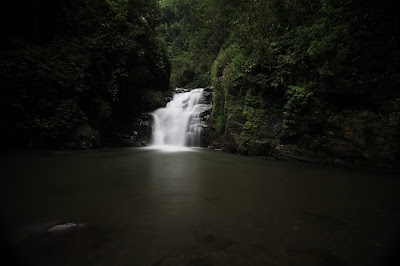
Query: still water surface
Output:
[[1, 148, 399, 265]]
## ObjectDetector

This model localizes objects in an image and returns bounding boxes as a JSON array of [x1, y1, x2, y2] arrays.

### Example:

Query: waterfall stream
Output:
[[150, 88, 204, 150]]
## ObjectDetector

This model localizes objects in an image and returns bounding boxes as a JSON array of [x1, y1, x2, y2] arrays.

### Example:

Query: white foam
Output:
[[149, 89, 204, 148]]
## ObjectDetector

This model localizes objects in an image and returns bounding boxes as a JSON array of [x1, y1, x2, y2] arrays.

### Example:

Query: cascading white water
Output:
[[150, 88, 204, 149]]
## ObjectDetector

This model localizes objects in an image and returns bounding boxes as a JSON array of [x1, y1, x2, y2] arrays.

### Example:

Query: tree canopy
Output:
[[1, 0, 170, 148], [158, 0, 400, 166]]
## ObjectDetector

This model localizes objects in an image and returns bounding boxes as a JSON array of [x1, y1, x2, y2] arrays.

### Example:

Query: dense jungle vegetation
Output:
[[1, 0, 170, 148], [159, 0, 399, 168], [1, 0, 399, 168]]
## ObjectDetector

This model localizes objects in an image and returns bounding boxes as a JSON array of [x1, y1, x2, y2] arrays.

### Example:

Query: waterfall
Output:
[[150, 88, 204, 149]]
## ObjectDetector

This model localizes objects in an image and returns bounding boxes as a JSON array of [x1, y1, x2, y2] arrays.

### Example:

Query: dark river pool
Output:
[[1, 148, 399, 265]]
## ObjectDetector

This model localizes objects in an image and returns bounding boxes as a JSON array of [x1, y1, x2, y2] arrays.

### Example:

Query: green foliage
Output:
[[201, 0, 367, 152], [238, 92, 267, 153], [1, 0, 169, 147], [158, 0, 237, 87], [95, 97, 113, 121], [157, 0, 399, 165], [210, 45, 243, 135], [18, 99, 88, 140], [213, 115, 226, 135], [244, 89, 263, 108], [283, 85, 314, 130], [138, 89, 166, 111]]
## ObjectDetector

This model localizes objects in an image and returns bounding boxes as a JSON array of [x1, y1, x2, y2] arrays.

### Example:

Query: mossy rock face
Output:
[[222, 130, 239, 153], [271, 145, 324, 164], [259, 120, 282, 139], [320, 107, 400, 167], [103, 113, 152, 147], [246, 139, 272, 156], [206, 5, 400, 169]]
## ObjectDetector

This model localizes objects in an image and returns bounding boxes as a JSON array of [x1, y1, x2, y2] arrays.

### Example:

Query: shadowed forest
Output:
[[1, 0, 399, 168], [1, 1, 400, 266]]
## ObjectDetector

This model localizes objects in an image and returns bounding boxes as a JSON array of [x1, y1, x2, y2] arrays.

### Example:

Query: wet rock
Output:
[[197, 104, 212, 116], [272, 145, 323, 163], [198, 89, 213, 147], [247, 139, 272, 156], [203, 86, 213, 92], [174, 87, 190, 93], [18, 222, 99, 266], [47, 223, 87, 233], [222, 130, 239, 153], [200, 122, 209, 128], [105, 112, 152, 147], [57, 124, 101, 149], [200, 90, 213, 104], [259, 118, 282, 139]]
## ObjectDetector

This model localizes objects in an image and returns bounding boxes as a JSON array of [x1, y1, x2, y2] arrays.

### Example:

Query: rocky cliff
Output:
[[207, 0, 400, 169]]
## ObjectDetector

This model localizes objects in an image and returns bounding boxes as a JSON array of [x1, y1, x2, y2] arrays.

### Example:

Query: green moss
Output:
[[211, 83, 226, 134], [244, 89, 263, 108]]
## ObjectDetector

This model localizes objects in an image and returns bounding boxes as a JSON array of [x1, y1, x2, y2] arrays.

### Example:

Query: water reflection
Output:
[[148, 149, 201, 213], [141, 145, 196, 152], [1, 148, 400, 265]]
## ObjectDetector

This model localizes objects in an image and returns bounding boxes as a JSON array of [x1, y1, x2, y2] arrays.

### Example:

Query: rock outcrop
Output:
[[206, 1, 400, 169], [199, 87, 213, 147]]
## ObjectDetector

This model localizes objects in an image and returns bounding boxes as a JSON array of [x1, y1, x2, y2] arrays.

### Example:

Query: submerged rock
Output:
[[47, 223, 87, 233], [17, 222, 99, 265]]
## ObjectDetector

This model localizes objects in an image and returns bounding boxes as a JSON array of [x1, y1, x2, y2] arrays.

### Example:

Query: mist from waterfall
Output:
[[150, 88, 204, 151]]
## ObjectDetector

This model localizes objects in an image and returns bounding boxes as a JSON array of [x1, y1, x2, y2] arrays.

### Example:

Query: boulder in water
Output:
[[47, 222, 87, 233]]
